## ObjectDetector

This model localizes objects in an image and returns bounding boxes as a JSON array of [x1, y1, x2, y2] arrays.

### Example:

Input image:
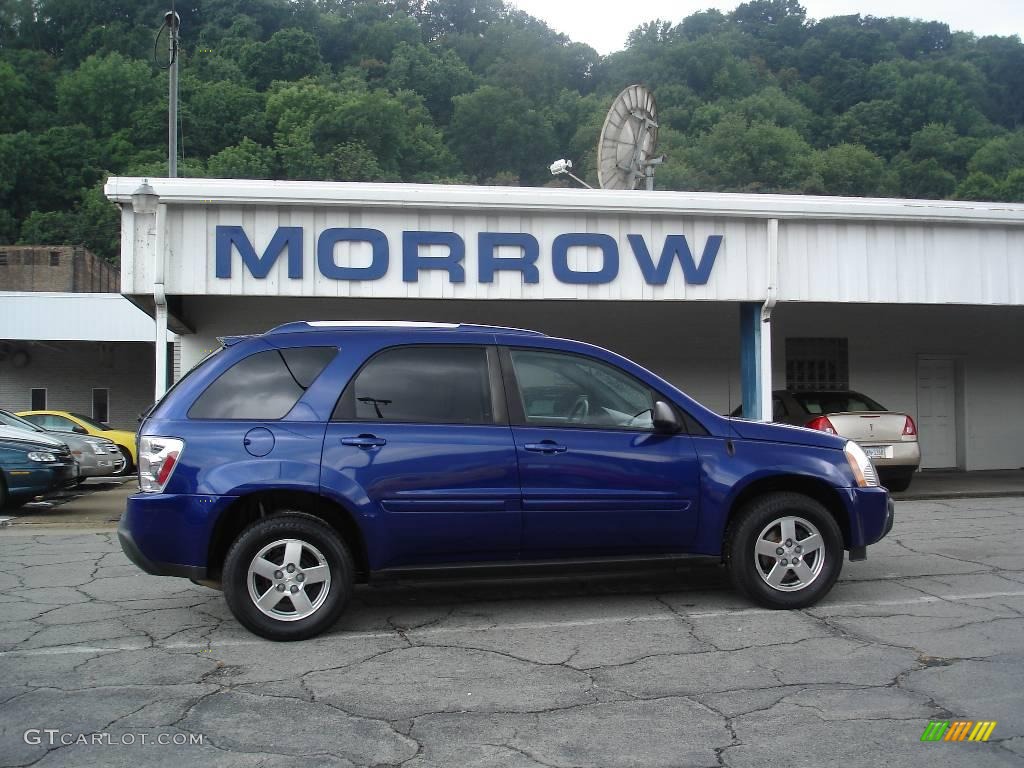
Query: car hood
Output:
[[728, 418, 847, 450], [0, 424, 67, 449]]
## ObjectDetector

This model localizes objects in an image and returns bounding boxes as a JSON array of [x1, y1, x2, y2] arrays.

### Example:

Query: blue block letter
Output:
[[215, 225, 303, 279], [402, 231, 465, 283], [478, 233, 540, 284], [627, 234, 723, 286], [552, 233, 619, 284], [317, 228, 389, 281]]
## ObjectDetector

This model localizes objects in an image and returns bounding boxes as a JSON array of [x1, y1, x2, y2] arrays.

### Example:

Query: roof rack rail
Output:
[[264, 321, 544, 336]]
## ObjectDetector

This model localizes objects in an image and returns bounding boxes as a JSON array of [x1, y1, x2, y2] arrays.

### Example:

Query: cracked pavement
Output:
[[0, 497, 1022, 767]]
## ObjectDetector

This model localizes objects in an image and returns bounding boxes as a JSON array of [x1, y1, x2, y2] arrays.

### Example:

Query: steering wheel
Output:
[[568, 395, 590, 423]]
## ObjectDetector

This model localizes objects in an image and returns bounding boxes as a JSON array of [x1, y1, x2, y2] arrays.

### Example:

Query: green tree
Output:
[[954, 171, 1002, 201], [812, 144, 888, 196], [686, 115, 815, 192], [239, 28, 325, 89], [447, 85, 557, 184], [56, 52, 159, 137], [206, 138, 275, 178]]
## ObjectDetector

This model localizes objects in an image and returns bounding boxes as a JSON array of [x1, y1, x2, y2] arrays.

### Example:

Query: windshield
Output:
[[0, 410, 45, 432], [793, 391, 886, 414], [69, 412, 111, 430]]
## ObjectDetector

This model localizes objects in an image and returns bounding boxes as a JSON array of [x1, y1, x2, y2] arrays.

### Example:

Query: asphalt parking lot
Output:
[[0, 495, 1022, 768]]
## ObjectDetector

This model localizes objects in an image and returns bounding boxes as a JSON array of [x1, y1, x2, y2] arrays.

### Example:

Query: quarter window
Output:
[[188, 347, 336, 420], [508, 349, 657, 431], [335, 346, 492, 424]]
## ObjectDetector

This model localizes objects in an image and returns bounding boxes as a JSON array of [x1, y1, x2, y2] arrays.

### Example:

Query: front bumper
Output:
[[842, 484, 894, 550]]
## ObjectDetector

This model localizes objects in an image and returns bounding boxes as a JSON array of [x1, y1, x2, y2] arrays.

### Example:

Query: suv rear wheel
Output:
[[223, 512, 353, 641], [724, 492, 843, 609]]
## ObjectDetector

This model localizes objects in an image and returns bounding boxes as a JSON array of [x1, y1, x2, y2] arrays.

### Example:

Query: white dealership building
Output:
[[105, 178, 1024, 472]]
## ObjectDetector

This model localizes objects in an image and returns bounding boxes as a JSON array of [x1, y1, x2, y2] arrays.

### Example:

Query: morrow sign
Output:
[[215, 226, 724, 285]]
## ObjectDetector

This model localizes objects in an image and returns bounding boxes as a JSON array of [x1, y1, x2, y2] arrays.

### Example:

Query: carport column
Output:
[[739, 218, 778, 421]]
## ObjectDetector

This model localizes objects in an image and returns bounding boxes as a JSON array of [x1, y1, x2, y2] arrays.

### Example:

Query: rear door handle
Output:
[[341, 435, 386, 449], [523, 441, 567, 454]]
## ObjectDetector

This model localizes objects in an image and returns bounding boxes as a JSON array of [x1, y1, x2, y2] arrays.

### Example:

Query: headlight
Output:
[[27, 451, 56, 462], [138, 436, 184, 493], [86, 440, 108, 455], [844, 440, 879, 488]]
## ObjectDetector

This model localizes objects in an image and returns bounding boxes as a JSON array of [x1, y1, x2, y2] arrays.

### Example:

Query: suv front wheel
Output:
[[724, 492, 843, 609], [223, 512, 354, 641]]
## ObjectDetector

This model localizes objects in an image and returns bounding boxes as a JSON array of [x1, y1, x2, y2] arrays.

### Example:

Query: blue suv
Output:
[[121, 322, 893, 640]]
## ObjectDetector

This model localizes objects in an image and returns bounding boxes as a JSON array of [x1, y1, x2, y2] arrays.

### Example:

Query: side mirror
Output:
[[72, 425, 88, 434], [653, 400, 681, 434]]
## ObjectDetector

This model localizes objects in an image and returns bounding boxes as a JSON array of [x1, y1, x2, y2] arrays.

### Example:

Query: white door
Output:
[[916, 358, 958, 469]]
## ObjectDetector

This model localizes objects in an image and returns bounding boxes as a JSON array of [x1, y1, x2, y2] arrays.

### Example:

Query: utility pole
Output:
[[166, 9, 180, 177]]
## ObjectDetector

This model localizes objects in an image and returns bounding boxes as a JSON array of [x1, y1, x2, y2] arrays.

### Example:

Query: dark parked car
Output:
[[0, 425, 78, 510], [120, 322, 893, 640]]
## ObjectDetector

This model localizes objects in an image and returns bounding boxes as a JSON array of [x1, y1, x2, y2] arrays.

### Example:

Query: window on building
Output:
[[785, 338, 849, 391], [30, 388, 46, 410], [92, 388, 109, 423], [0, 253, 7, 266], [188, 347, 337, 420], [334, 346, 492, 425], [50, 251, 60, 266]]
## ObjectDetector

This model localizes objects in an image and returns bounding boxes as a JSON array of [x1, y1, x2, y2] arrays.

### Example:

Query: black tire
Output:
[[880, 469, 913, 493], [116, 446, 134, 476], [223, 512, 353, 641], [0, 478, 6, 510], [724, 492, 844, 609]]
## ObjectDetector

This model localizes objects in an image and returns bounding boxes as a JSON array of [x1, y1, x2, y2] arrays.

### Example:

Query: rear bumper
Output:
[[118, 517, 206, 579], [118, 492, 236, 580]]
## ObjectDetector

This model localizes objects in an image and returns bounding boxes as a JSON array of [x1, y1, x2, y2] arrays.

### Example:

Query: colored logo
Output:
[[920, 720, 997, 742]]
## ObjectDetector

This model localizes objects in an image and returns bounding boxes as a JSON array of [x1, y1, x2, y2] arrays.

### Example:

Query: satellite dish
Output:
[[597, 84, 663, 191]]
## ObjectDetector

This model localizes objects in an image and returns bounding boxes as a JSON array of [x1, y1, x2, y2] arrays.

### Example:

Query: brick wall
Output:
[[0, 246, 118, 293], [0, 341, 153, 429]]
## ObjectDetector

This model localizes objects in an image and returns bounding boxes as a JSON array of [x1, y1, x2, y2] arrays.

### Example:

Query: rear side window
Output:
[[189, 347, 336, 420], [334, 346, 492, 424]]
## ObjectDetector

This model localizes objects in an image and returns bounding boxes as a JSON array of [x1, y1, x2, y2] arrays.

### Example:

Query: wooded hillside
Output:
[[2, 0, 1023, 263]]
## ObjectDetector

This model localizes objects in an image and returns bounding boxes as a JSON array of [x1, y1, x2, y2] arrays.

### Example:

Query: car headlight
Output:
[[138, 436, 184, 493], [85, 440, 108, 455], [844, 440, 880, 488], [27, 451, 56, 462]]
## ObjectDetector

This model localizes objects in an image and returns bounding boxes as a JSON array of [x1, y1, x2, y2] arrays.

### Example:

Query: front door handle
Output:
[[341, 434, 386, 449], [523, 441, 567, 454]]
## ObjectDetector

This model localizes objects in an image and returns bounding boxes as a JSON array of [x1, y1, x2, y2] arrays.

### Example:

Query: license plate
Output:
[[864, 446, 888, 459]]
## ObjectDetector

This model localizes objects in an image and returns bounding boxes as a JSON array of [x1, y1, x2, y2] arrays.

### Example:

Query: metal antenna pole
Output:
[[167, 10, 180, 178]]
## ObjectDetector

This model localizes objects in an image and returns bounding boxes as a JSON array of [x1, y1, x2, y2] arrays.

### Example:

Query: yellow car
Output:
[[17, 410, 137, 473]]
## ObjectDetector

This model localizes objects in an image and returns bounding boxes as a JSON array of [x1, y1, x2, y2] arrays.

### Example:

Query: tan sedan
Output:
[[733, 390, 921, 491]]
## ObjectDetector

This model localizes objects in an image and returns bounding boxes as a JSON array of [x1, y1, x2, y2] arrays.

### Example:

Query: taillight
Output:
[[138, 436, 184, 493], [806, 416, 838, 435], [903, 416, 917, 436]]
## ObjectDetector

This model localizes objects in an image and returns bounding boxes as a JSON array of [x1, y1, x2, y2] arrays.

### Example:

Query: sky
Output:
[[508, 0, 1024, 55]]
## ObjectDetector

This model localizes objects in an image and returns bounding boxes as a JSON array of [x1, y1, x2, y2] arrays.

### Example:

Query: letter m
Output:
[[216, 225, 303, 279], [628, 234, 722, 286], [920, 721, 949, 742]]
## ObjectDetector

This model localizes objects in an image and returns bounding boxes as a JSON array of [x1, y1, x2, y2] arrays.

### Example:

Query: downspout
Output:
[[759, 218, 779, 421], [153, 202, 168, 402]]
